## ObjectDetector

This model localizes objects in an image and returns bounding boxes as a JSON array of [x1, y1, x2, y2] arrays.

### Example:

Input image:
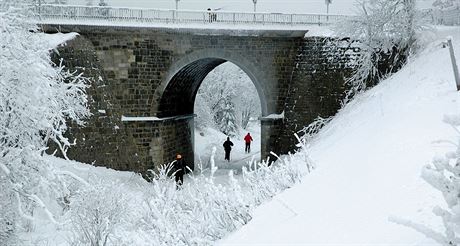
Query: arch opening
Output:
[[157, 58, 263, 173]]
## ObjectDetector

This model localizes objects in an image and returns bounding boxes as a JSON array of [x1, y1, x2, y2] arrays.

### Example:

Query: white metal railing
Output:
[[33, 4, 351, 27]]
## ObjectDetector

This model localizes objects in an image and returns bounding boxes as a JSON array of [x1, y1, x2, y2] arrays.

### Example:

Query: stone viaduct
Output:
[[44, 24, 355, 173]]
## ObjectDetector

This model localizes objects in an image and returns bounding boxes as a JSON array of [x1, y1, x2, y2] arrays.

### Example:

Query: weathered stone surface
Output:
[[45, 25, 356, 173]]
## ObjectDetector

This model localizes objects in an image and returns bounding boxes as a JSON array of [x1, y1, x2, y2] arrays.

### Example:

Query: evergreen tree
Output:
[[219, 102, 238, 137]]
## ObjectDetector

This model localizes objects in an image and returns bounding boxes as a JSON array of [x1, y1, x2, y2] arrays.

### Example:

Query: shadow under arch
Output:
[[156, 49, 269, 117]]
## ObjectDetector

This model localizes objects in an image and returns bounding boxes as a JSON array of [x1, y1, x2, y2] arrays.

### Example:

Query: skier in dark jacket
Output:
[[223, 137, 234, 162], [174, 154, 186, 185]]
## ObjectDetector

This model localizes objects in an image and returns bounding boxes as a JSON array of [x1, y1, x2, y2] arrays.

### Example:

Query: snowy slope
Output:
[[221, 26, 460, 245]]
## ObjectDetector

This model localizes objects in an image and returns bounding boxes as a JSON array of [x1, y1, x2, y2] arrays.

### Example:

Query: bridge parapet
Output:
[[34, 4, 352, 29]]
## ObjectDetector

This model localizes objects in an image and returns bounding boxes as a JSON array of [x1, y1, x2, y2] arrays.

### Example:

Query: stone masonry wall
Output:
[[277, 37, 357, 153], [47, 25, 304, 173]]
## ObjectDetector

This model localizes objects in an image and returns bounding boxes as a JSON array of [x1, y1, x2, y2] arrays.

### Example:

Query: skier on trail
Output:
[[223, 137, 234, 162], [174, 154, 186, 186], [244, 133, 253, 153]]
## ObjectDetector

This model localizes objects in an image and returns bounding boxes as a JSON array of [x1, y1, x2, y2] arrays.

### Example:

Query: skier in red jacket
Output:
[[244, 133, 253, 153]]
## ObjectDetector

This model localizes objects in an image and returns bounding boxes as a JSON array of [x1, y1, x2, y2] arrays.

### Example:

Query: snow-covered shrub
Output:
[[138, 145, 307, 245], [294, 116, 331, 173], [140, 161, 251, 245], [0, 178, 17, 245], [0, 1, 90, 241], [241, 154, 305, 205], [335, 0, 419, 100], [391, 115, 460, 245], [68, 182, 128, 246]]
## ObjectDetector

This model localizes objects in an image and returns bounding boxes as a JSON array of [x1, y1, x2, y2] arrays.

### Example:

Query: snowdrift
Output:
[[221, 26, 460, 245]]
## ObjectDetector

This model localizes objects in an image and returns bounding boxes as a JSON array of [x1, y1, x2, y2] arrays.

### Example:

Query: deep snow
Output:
[[221, 26, 460, 245]]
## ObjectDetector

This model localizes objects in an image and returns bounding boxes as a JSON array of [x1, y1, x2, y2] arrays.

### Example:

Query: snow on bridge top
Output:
[[33, 4, 352, 32]]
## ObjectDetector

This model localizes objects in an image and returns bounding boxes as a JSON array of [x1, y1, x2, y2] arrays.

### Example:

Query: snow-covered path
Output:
[[221, 26, 460, 245], [193, 123, 261, 182]]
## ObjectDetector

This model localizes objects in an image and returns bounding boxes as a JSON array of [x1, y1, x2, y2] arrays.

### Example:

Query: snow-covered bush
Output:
[[138, 145, 307, 245], [68, 182, 128, 246], [391, 115, 460, 245], [335, 0, 418, 100], [0, 1, 90, 242], [0, 178, 17, 245]]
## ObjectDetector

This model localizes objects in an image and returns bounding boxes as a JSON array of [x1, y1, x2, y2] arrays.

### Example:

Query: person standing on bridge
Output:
[[223, 137, 234, 162], [244, 133, 253, 153]]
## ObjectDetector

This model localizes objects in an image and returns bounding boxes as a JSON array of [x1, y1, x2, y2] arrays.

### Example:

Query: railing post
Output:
[[447, 39, 460, 91], [290, 14, 293, 25]]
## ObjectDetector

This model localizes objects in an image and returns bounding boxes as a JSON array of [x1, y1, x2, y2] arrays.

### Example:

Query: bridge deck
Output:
[[34, 4, 352, 30]]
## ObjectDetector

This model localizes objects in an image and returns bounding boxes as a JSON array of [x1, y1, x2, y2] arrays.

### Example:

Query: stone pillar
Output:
[[260, 118, 284, 162], [146, 116, 195, 172]]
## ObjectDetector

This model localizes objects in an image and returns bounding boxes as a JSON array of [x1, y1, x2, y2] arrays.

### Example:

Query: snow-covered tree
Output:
[[334, 0, 418, 101], [0, 1, 90, 242], [219, 102, 238, 137], [195, 62, 261, 132], [391, 115, 460, 245], [233, 75, 260, 129], [194, 94, 216, 130], [433, 0, 460, 10], [98, 0, 109, 6]]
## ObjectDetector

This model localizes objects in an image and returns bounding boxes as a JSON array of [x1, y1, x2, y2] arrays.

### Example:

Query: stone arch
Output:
[[155, 49, 269, 117]]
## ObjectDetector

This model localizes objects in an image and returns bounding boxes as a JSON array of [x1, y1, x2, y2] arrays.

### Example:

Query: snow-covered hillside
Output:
[[221, 26, 460, 244]]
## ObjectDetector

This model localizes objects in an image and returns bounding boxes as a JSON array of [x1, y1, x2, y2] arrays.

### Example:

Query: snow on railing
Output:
[[33, 4, 351, 27]]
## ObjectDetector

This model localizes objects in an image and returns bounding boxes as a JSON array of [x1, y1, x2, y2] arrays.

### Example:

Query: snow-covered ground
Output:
[[194, 122, 261, 179], [17, 24, 460, 245], [221, 26, 460, 245]]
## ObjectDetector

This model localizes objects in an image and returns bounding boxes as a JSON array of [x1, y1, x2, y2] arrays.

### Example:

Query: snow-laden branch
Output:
[[0, 2, 91, 241], [55, 170, 90, 186], [389, 216, 448, 245], [0, 162, 10, 175]]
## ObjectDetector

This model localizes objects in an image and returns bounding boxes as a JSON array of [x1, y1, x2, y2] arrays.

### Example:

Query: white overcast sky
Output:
[[68, 0, 435, 14]]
